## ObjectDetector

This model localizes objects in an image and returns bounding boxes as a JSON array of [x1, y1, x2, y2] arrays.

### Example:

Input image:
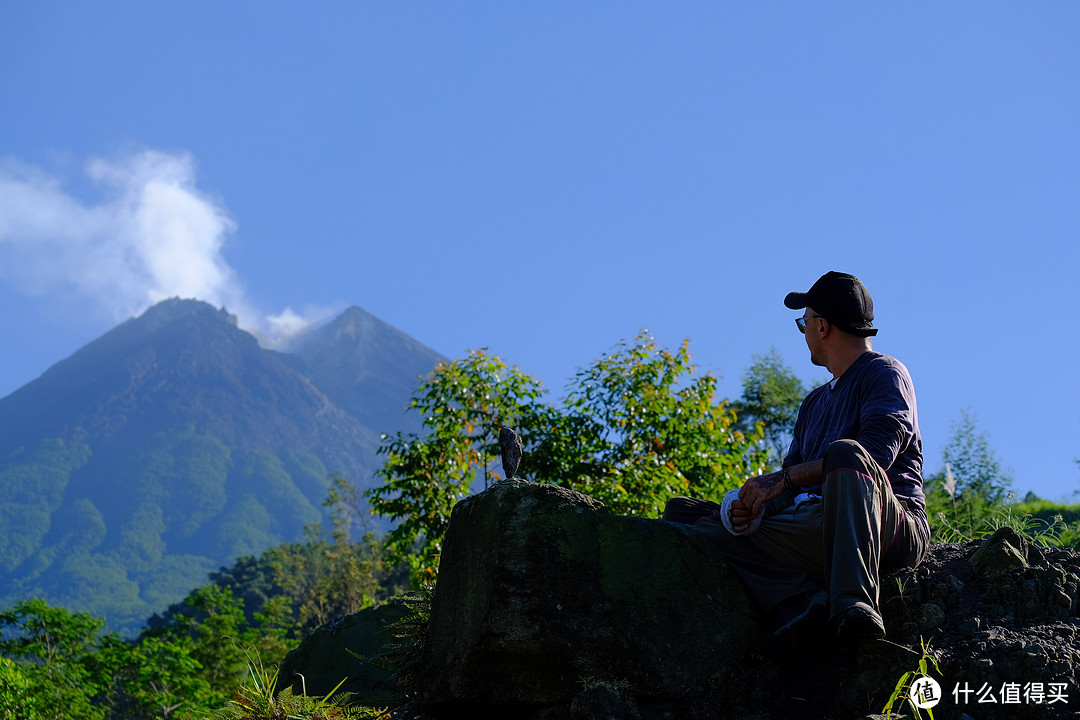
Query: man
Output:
[[663, 271, 930, 650]]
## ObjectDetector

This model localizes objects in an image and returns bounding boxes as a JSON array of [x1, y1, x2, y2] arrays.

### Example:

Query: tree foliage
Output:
[[547, 334, 768, 514], [0, 591, 386, 719], [367, 333, 769, 584], [730, 347, 809, 467], [0, 596, 222, 719], [0, 655, 40, 719], [942, 409, 1012, 504], [926, 409, 1020, 542], [0, 599, 110, 720], [0, 475, 407, 719], [259, 474, 389, 636], [366, 350, 545, 583]]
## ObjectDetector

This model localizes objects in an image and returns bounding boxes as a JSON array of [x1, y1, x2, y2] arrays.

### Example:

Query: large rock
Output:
[[278, 599, 408, 701], [971, 525, 1031, 577], [278, 480, 1080, 718], [417, 480, 760, 719]]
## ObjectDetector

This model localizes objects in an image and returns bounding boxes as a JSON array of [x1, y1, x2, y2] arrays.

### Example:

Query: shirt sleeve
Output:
[[855, 359, 917, 473], [781, 394, 810, 468]]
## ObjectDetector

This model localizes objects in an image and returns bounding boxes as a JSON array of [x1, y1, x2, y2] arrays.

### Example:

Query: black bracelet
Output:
[[782, 467, 794, 492]]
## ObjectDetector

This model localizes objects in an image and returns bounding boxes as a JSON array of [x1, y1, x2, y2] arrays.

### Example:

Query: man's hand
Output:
[[729, 471, 784, 533]]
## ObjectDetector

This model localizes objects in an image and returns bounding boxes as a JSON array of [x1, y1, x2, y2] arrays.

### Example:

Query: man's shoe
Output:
[[765, 589, 828, 652], [835, 604, 886, 648]]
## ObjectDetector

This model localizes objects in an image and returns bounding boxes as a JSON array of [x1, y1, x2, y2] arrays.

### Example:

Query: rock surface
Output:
[[872, 527, 1080, 719], [284, 484, 1080, 718], [419, 480, 760, 719], [278, 599, 408, 701]]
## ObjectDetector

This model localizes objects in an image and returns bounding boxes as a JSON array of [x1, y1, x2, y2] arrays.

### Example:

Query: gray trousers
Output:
[[663, 440, 929, 623]]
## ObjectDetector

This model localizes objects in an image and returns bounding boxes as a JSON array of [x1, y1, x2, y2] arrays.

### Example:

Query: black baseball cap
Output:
[[784, 271, 878, 337]]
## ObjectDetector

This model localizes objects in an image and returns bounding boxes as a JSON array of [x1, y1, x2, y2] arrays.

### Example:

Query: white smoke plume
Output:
[[0, 150, 326, 346]]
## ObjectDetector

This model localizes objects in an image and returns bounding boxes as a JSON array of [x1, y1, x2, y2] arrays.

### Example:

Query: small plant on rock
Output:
[[882, 637, 942, 720], [188, 644, 385, 720]]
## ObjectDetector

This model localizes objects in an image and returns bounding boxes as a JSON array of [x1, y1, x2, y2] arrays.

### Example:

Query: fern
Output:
[[186, 643, 387, 720]]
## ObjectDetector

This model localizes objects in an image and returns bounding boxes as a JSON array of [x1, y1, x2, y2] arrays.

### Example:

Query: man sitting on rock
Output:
[[664, 271, 930, 651]]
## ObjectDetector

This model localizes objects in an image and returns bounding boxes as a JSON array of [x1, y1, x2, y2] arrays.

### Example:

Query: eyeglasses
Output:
[[795, 315, 824, 334]]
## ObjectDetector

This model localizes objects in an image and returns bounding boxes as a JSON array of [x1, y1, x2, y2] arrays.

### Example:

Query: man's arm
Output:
[[856, 356, 918, 474], [728, 459, 824, 533]]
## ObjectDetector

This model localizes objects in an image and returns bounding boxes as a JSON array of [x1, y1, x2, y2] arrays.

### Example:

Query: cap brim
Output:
[[784, 291, 809, 310]]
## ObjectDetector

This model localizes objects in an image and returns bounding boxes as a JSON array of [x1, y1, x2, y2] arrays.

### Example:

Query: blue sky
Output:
[[2, 3, 1078, 501]]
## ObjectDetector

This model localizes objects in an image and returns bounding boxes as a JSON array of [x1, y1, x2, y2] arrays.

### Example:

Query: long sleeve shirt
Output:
[[783, 351, 925, 511]]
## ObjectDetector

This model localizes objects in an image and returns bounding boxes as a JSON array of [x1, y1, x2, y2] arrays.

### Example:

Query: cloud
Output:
[[261, 304, 341, 350], [0, 150, 322, 344]]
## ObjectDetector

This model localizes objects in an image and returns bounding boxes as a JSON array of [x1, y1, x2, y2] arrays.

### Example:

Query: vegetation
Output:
[[920, 409, 1077, 546], [0, 478, 404, 720], [0, 599, 115, 720], [3, 338, 1079, 718], [0, 500, 401, 720], [366, 349, 547, 585], [0, 431, 339, 635], [882, 637, 942, 719], [368, 333, 771, 582], [730, 347, 811, 467], [190, 645, 379, 720]]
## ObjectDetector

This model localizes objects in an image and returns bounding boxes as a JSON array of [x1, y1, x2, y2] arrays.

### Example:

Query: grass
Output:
[[185, 643, 386, 720], [932, 492, 1071, 548]]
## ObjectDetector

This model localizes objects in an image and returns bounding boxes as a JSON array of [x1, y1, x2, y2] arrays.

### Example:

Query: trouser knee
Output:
[[662, 497, 687, 522], [823, 439, 875, 477], [663, 496, 718, 524]]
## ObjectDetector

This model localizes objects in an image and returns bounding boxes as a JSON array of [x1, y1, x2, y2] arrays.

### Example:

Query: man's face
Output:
[[802, 307, 826, 367]]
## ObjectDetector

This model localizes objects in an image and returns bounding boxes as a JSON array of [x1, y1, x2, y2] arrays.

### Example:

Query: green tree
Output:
[[367, 333, 768, 584], [0, 597, 221, 720], [0, 599, 110, 720], [139, 584, 282, 712], [943, 409, 1012, 503], [264, 479, 390, 634], [549, 333, 768, 515], [169, 585, 249, 707], [0, 655, 41, 719], [927, 409, 1015, 540], [104, 632, 214, 719], [0, 476, 403, 720], [366, 350, 546, 583], [731, 348, 809, 467]]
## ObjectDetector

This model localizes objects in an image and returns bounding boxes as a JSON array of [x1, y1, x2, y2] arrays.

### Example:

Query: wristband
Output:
[[782, 467, 794, 492]]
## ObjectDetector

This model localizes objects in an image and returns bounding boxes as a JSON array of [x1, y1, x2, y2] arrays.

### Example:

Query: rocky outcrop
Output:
[[278, 599, 408, 701], [873, 526, 1080, 720], [418, 480, 759, 719], [283, 484, 1080, 719]]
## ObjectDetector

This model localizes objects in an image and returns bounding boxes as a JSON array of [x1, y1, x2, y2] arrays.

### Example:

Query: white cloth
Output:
[[719, 487, 763, 536]]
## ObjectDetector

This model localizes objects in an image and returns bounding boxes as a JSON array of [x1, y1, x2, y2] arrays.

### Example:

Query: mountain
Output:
[[0, 299, 442, 633], [287, 306, 442, 436]]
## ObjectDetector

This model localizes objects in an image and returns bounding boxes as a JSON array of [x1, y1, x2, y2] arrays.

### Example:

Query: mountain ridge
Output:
[[288, 304, 442, 435], [0, 298, 443, 633]]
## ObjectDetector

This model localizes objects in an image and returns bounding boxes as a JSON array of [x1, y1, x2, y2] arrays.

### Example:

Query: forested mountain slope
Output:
[[0, 299, 441, 633]]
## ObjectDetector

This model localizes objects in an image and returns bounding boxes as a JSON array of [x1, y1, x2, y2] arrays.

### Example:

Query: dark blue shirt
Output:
[[783, 351, 925, 511]]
